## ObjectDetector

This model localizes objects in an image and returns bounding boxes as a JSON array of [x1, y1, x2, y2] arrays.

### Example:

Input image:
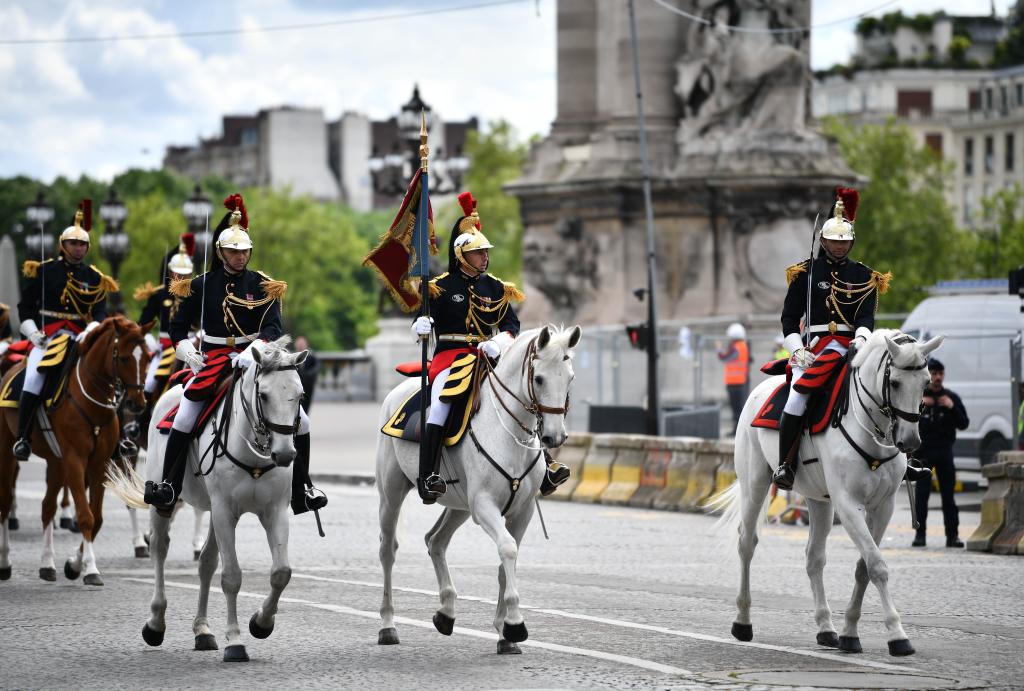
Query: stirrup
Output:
[[144, 480, 176, 509], [12, 437, 32, 462], [417, 475, 446, 504], [540, 463, 571, 496], [304, 486, 328, 511], [905, 459, 932, 483], [773, 464, 795, 491]]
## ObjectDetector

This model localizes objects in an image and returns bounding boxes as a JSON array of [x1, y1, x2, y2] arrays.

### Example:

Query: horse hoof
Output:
[[59, 517, 72, 530], [142, 623, 165, 647], [839, 635, 863, 654], [497, 639, 522, 655], [731, 622, 753, 642], [39, 567, 57, 582], [888, 638, 915, 657], [193, 550, 201, 561], [223, 645, 249, 662], [134, 545, 150, 559], [817, 631, 840, 648], [502, 621, 528, 643], [7, 517, 18, 531], [377, 627, 400, 645], [0, 566, 10, 581], [432, 611, 455, 636], [83, 573, 104, 586], [194, 633, 218, 651], [248, 613, 274, 639], [63, 561, 81, 580]]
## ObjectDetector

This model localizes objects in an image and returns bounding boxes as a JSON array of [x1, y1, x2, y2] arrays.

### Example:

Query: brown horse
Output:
[[0, 316, 150, 584]]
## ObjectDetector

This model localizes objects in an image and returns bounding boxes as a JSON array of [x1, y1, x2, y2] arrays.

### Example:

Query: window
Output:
[[964, 137, 974, 176], [1017, 83, 1023, 107], [897, 90, 932, 117], [1007, 133, 1015, 171], [985, 135, 994, 174], [925, 133, 943, 155], [1002, 85, 1009, 113], [963, 185, 973, 224], [986, 88, 993, 110]]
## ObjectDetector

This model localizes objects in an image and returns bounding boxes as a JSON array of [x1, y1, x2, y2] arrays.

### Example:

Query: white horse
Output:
[[714, 329, 942, 656], [376, 325, 580, 654], [107, 337, 307, 662]]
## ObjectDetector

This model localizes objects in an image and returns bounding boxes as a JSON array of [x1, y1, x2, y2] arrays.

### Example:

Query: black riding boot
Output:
[[417, 423, 447, 504], [772, 412, 805, 491], [12, 391, 42, 461], [539, 450, 571, 496], [291, 433, 327, 515], [904, 456, 933, 483], [144, 428, 192, 516]]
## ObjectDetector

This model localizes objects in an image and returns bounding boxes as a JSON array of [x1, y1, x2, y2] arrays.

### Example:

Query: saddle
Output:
[[0, 336, 79, 413], [155, 376, 233, 437], [751, 351, 850, 435], [382, 352, 480, 447]]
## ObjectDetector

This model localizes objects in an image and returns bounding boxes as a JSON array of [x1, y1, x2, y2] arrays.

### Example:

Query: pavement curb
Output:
[[311, 472, 376, 487]]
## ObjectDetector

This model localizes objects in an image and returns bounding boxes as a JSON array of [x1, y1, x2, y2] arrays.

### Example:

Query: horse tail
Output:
[[706, 478, 769, 550], [104, 462, 148, 510]]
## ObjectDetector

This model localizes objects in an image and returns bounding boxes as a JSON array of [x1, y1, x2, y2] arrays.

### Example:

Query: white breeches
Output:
[[426, 367, 452, 427], [171, 373, 311, 435], [143, 351, 162, 394], [783, 340, 848, 416], [22, 342, 48, 395]]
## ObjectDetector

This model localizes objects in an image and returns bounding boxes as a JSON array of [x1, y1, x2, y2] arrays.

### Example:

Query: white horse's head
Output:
[[852, 329, 944, 453], [247, 336, 308, 466], [503, 324, 582, 449]]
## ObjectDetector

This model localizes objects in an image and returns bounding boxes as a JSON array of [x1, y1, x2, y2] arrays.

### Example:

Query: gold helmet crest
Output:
[[820, 187, 858, 242], [59, 199, 92, 245], [451, 191, 493, 273]]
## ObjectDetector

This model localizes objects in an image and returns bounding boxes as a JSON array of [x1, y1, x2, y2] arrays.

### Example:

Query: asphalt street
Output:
[[1, 452, 1018, 690]]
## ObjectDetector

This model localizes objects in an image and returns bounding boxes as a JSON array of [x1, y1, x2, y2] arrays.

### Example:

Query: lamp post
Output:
[[25, 190, 56, 261], [98, 188, 129, 313], [182, 184, 213, 270]]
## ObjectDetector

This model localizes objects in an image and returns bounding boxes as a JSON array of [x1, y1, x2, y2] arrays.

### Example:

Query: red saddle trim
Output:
[[396, 360, 431, 377], [156, 377, 233, 433]]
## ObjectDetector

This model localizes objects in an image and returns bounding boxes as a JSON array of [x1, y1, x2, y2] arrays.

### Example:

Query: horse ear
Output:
[[566, 325, 582, 349], [920, 334, 944, 356], [252, 346, 264, 366], [139, 320, 155, 336], [293, 350, 309, 365], [884, 335, 901, 360], [537, 326, 551, 350]]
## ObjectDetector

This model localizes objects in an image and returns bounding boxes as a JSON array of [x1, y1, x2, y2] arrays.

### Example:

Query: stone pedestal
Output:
[[364, 317, 419, 401]]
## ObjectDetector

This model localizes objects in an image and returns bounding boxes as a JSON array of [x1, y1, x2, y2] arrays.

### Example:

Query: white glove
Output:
[[411, 316, 433, 339], [233, 340, 262, 369], [76, 321, 100, 342], [0, 341, 9, 357], [176, 339, 206, 374], [479, 339, 501, 359], [790, 347, 815, 370], [144, 333, 160, 354], [20, 318, 46, 347]]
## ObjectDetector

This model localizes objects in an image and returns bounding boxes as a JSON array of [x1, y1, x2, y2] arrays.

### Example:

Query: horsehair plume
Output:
[[835, 186, 859, 222], [457, 191, 476, 217], [223, 193, 248, 229], [181, 232, 196, 257], [104, 462, 148, 509]]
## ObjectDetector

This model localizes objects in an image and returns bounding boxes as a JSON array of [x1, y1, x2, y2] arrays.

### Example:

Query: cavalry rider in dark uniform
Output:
[[12, 200, 118, 461], [142, 194, 327, 517], [135, 234, 195, 427], [411, 192, 570, 504], [774, 188, 932, 490]]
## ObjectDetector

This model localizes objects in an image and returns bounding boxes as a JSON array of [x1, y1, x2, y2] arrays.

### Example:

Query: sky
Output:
[[0, 0, 1014, 182]]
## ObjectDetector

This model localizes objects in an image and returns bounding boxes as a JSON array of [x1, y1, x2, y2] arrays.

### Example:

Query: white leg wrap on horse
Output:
[[297, 407, 310, 435], [427, 368, 452, 427], [172, 387, 204, 432], [22, 345, 47, 395]]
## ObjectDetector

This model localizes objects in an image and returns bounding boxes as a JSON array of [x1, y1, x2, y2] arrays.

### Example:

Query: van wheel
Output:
[[980, 432, 1011, 466]]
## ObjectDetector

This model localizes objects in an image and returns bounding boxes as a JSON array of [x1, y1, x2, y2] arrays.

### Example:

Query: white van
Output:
[[900, 281, 1023, 469]]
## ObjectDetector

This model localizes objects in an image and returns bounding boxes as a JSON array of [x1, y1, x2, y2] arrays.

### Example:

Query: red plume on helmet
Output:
[[834, 187, 859, 222], [79, 199, 93, 231], [223, 193, 248, 229], [456, 191, 479, 230], [180, 232, 195, 257]]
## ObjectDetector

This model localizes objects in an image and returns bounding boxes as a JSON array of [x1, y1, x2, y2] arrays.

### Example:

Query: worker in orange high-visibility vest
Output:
[[717, 323, 750, 435]]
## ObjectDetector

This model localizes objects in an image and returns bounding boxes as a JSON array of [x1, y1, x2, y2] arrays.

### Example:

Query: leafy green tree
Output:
[[995, 1, 1024, 67], [973, 184, 1024, 277], [822, 117, 973, 312]]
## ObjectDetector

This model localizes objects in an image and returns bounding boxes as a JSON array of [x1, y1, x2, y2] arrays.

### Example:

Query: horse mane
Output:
[[850, 328, 902, 369], [81, 315, 141, 352], [255, 335, 294, 371]]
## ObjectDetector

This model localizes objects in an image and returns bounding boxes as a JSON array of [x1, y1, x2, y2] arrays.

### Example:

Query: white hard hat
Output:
[[726, 323, 746, 341]]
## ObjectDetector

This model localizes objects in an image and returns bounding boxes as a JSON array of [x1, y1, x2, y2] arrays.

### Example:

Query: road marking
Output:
[[291, 573, 919, 673], [121, 577, 694, 677]]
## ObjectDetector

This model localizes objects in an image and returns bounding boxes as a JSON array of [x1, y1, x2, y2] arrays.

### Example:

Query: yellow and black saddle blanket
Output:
[[0, 334, 79, 411], [382, 352, 480, 447]]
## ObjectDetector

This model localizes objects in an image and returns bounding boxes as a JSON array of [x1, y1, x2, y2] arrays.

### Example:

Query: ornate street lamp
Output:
[[25, 190, 55, 260], [398, 84, 430, 170], [98, 188, 129, 312], [182, 183, 213, 268]]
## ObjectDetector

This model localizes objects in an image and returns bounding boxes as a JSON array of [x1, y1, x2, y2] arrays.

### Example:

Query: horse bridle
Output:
[[483, 334, 570, 438], [77, 331, 145, 410], [239, 363, 301, 452], [851, 335, 927, 445]]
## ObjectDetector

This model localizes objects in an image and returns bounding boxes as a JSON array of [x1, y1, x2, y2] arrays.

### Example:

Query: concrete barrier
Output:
[[543, 433, 592, 501], [991, 459, 1024, 556], [652, 441, 700, 511], [966, 454, 1015, 552], [705, 441, 736, 510], [571, 436, 617, 503], [600, 435, 648, 506], [629, 439, 673, 509], [679, 440, 725, 512]]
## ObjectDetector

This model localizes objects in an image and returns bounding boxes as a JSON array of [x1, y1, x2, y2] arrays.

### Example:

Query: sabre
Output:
[[198, 212, 210, 349], [804, 212, 820, 349]]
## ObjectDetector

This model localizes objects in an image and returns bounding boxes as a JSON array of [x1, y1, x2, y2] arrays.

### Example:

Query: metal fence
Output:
[[313, 351, 375, 402]]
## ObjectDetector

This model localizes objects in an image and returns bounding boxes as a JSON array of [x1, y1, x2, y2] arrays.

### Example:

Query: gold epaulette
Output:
[[428, 272, 448, 299], [871, 270, 893, 295], [169, 276, 192, 298], [490, 274, 525, 302], [785, 260, 808, 286], [22, 260, 42, 278], [90, 265, 120, 293], [133, 281, 162, 301], [257, 271, 288, 301]]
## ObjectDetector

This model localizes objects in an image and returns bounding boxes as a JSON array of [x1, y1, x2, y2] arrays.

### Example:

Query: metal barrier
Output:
[[314, 351, 375, 402]]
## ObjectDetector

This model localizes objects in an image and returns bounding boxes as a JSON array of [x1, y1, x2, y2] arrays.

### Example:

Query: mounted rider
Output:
[[411, 192, 570, 504], [12, 199, 118, 461], [142, 194, 327, 517], [774, 187, 930, 489]]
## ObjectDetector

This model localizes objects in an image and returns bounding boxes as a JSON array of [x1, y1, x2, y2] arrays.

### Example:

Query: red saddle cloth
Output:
[[751, 351, 849, 435], [156, 376, 233, 435]]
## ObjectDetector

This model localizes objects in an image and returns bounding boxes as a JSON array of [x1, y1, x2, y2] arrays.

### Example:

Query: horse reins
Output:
[[481, 335, 571, 437]]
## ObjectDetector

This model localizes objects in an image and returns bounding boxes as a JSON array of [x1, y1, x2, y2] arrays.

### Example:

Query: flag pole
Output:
[[415, 111, 431, 478]]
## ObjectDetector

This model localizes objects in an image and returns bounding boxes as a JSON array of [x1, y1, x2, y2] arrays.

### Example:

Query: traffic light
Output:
[[625, 323, 649, 350]]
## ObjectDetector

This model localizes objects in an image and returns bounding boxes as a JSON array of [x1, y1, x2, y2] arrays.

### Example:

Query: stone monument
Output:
[[508, 0, 855, 326]]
